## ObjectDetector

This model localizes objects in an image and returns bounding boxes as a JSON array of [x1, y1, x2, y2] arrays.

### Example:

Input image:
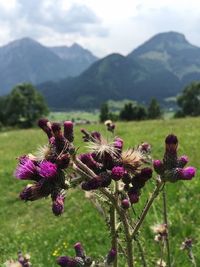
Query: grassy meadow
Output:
[[0, 118, 200, 266]]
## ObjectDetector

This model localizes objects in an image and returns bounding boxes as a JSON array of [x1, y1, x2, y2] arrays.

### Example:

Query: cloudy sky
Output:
[[0, 0, 200, 57]]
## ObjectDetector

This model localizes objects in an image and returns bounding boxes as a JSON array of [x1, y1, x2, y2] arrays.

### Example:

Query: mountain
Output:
[[38, 52, 181, 110], [128, 32, 200, 79], [38, 31, 200, 110], [0, 38, 98, 95]]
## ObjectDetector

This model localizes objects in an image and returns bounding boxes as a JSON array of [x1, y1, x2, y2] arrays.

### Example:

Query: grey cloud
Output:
[[0, 0, 109, 43], [15, 0, 107, 36]]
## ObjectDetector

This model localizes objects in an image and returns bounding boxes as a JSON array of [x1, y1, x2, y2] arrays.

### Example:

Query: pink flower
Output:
[[39, 161, 57, 179]]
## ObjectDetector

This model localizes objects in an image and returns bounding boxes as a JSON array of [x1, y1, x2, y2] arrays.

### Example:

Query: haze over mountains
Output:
[[1, 31, 200, 109], [0, 38, 98, 95]]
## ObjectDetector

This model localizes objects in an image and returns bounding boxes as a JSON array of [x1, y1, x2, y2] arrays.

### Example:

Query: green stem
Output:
[[134, 237, 147, 267], [162, 187, 171, 267], [100, 188, 134, 267], [131, 179, 164, 239], [188, 249, 197, 267]]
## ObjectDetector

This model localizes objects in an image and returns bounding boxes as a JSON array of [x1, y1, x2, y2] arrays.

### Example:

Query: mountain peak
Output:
[[128, 31, 196, 59], [148, 31, 188, 44], [70, 43, 83, 50]]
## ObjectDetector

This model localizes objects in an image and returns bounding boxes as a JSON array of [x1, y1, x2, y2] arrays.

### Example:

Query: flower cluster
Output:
[[5, 252, 31, 267], [14, 119, 74, 216], [57, 242, 116, 267], [79, 129, 152, 208], [153, 134, 196, 182]]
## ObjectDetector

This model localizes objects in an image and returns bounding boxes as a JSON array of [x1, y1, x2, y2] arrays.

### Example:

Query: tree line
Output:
[[100, 98, 162, 122]]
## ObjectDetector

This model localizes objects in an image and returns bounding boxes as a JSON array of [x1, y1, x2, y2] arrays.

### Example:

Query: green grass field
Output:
[[0, 118, 200, 266]]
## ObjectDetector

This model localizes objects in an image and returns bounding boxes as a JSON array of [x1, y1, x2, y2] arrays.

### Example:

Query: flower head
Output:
[[121, 149, 145, 173], [178, 167, 196, 180], [106, 248, 117, 265], [64, 121, 74, 142], [165, 134, 178, 154], [111, 166, 125, 181], [52, 194, 65, 216], [39, 161, 57, 179], [15, 157, 37, 180]]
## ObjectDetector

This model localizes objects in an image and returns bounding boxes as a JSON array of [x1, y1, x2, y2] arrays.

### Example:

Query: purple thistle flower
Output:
[[106, 248, 117, 265], [178, 155, 189, 168], [57, 256, 77, 267], [165, 134, 178, 154], [38, 118, 53, 139], [111, 166, 125, 181], [91, 131, 101, 141], [81, 177, 100, 191], [179, 167, 196, 180], [139, 142, 151, 153], [20, 182, 45, 201], [56, 154, 70, 169], [39, 161, 57, 179], [64, 121, 74, 142], [114, 137, 123, 153], [52, 122, 62, 137], [121, 199, 130, 209], [79, 153, 99, 172], [74, 242, 85, 258], [52, 195, 65, 216], [128, 188, 140, 204], [153, 160, 164, 175], [140, 167, 153, 181], [15, 157, 37, 180], [99, 173, 112, 187]]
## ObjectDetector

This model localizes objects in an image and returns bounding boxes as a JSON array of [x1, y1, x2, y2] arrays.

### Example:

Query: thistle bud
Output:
[[91, 131, 101, 141], [121, 199, 130, 209], [52, 123, 62, 137], [165, 134, 178, 154], [57, 256, 77, 267], [140, 167, 153, 181], [114, 138, 123, 153], [111, 166, 125, 181], [81, 178, 100, 191], [98, 173, 112, 187], [52, 195, 65, 216], [128, 188, 140, 204], [106, 248, 117, 265], [153, 160, 164, 175], [79, 153, 99, 172], [38, 118, 52, 138], [74, 242, 85, 258], [178, 155, 189, 168], [64, 121, 74, 142], [56, 154, 70, 169], [178, 167, 196, 180]]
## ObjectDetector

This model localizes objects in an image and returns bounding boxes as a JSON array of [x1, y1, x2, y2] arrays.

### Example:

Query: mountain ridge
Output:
[[0, 37, 98, 95], [37, 31, 200, 110]]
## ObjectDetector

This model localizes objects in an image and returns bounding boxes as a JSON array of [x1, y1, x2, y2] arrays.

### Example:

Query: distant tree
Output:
[[5, 83, 49, 127], [176, 82, 200, 117], [148, 98, 162, 119], [119, 103, 147, 121], [100, 103, 109, 122], [135, 105, 147, 120], [119, 103, 134, 121], [0, 96, 7, 125]]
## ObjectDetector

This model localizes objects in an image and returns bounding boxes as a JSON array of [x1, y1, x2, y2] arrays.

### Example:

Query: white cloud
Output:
[[1, 0, 200, 57]]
